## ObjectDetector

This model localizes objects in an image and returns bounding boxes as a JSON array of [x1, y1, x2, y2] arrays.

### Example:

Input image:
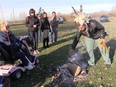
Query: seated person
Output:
[[0, 20, 34, 70]]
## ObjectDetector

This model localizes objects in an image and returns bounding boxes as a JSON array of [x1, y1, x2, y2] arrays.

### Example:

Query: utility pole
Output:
[[12, 8, 15, 21], [80, 5, 83, 13], [0, 5, 4, 20]]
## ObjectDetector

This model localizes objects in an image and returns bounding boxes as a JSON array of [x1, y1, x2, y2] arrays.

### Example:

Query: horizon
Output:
[[0, 0, 116, 20]]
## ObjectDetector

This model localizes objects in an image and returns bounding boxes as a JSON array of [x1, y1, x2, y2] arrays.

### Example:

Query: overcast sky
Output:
[[0, 0, 116, 20]]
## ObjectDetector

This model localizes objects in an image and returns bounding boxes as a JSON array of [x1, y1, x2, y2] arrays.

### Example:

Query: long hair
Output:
[[29, 8, 35, 16], [42, 12, 49, 22]]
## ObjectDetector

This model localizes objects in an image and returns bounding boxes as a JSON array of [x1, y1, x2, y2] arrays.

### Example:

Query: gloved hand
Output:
[[99, 39, 107, 53]]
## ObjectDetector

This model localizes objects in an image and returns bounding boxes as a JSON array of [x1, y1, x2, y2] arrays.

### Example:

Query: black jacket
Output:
[[76, 19, 106, 42], [25, 16, 40, 32], [50, 17, 59, 29], [41, 18, 50, 32]]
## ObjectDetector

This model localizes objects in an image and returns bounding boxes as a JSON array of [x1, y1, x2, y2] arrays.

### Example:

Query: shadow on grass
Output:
[[16, 44, 71, 87], [58, 23, 76, 32], [11, 36, 73, 87], [107, 39, 116, 63], [58, 31, 76, 39], [95, 39, 116, 64], [39, 33, 75, 52], [38, 44, 71, 87]]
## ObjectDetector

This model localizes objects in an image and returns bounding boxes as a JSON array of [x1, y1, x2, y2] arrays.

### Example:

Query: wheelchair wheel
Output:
[[10, 69, 22, 80]]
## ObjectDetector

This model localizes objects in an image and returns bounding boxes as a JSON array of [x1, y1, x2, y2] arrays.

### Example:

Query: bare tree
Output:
[[110, 5, 116, 16], [80, 5, 83, 13], [37, 7, 44, 16], [0, 5, 4, 20], [19, 11, 27, 20]]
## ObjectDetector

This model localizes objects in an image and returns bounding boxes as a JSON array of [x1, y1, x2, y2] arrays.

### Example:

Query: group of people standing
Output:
[[25, 8, 59, 54]]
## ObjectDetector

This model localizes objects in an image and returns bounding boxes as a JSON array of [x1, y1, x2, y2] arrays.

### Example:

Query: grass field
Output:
[[10, 18, 116, 87]]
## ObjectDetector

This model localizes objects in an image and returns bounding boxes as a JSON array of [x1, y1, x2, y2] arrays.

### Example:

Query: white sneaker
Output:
[[25, 63, 33, 70], [33, 50, 37, 55], [81, 70, 87, 75], [36, 50, 40, 54]]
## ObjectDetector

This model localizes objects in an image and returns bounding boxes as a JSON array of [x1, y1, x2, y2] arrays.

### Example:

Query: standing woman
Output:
[[25, 8, 40, 54], [41, 12, 51, 48]]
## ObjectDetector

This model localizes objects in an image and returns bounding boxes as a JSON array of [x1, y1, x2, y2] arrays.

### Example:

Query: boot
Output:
[[43, 38, 46, 48], [46, 37, 49, 48]]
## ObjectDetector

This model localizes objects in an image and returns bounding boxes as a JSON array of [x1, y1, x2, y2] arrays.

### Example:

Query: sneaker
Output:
[[33, 50, 37, 55], [36, 50, 40, 54], [105, 64, 110, 69], [81, 70, 87, 76], [46, 45, 49, 48], [88, 61, 95, 67], [25, 63, 33, 70]]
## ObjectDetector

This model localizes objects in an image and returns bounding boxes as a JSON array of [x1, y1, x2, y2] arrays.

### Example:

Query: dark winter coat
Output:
[[41, 17, 50, 32], [25, 16, 40, 32], [76, 19, 107, 44], [50, 17, 59, 30]]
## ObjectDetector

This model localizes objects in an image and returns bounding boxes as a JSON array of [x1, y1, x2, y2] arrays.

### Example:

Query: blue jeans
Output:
[[51, 29, 58, 42], [29, 31, 38, 50], [38, 29, 43, 42], [49, 32, 52, 42]]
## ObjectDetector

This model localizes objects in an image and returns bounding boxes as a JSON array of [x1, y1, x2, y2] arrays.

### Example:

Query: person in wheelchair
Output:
[[0, 20, 35, 70]]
